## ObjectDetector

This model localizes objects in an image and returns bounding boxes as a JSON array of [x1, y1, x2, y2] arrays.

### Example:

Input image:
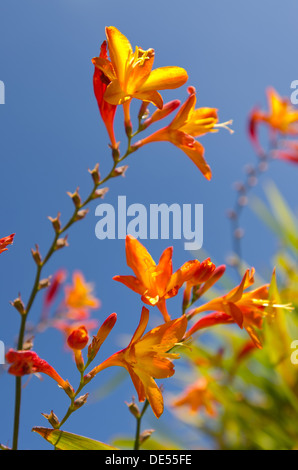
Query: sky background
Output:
[[1, 0, 298, 449]]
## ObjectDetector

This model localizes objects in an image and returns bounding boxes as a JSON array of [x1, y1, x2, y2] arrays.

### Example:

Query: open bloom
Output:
[[0, 233, 15, 254], [93, 40, 117, 148], [113, 235, 200, 322], [64, 272, 100, 310], [6, 349, 73, 396], [92, 26, 188, 109], [249, 88, 298, 153], [87, 307, 187, 418], [186, 268, 292, 348], [172, 377, 218, 416], [134, 87, 233, 179]]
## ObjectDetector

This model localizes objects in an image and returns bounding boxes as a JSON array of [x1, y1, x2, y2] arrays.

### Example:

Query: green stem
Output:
[[11, 129, 143, 449], [134, 400, 149, 451]]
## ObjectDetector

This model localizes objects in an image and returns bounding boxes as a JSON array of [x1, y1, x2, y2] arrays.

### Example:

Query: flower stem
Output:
[[134, 400, 149, 451]]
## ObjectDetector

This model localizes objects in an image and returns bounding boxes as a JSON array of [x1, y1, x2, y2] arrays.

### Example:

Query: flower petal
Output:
[[133, 90, 163, 109], [125, 235, 156, 288], [176, 140, 212, 180], [113, 275, 146, 296], [140, 66, 188, 92], [105, 26, 133, 86]]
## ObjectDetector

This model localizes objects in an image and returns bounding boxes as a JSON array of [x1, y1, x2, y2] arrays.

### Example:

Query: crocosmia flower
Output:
[[87, 307, 187, 418], [6, 349, 73, 396], [113, 235, 200, 322], [65, 272, 100, 310], [0, 233, 15, 254], [92, 26, 188, 109], [172, 377, 218, 416], [67, 326, 89, 350], [186, 268, 291, 348], [134, 87, 233, 179], [93, 40, 117, 149]]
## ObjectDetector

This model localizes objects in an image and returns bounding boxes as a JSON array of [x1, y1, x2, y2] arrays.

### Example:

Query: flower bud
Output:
[[31, 244, 42, 266], [75, 209, 89, 222], [10, 296, 26, 315], [91, 187, 109, 200], [38, 277, 51, 291], [67, 187, 81, 209], [125, 400, 140, 419], [55, 236, 69, 251], [111, 165, 128, 178], [73, 393, 89, 410], [48, 213, 61, 233], [67, 326, 89, 350], [41, 410, 60, 429], [88, 163, 101, 185]]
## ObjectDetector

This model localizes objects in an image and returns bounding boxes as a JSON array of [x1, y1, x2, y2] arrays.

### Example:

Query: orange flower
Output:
[[87, 307, 187, 418], [183, 258, 219, 310], [172, 377, 218, 416], [92, 26, 188, 110], [0, 233, 15, 254], [65, 272, 100, 310], [133, 87, 233, 179], [259, 88, 298, 134], [67, 326, 89, 350], [113, 235, 200, 322], [186, 268, 290, 348], [6, 349, 74, 397], [93, 41, 117, 149], [249, 88, 298, 153]]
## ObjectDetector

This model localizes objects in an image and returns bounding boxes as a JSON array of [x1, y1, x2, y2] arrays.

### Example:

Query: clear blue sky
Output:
[[1, 0, 298, 449]]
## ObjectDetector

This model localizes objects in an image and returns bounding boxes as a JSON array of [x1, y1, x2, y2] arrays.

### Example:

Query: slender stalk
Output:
[[11, 125, 143, 449], [134, 400, 149, 451]]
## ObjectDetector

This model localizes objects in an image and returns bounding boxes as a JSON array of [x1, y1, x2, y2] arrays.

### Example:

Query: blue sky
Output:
[[1, 0, 298, 449]]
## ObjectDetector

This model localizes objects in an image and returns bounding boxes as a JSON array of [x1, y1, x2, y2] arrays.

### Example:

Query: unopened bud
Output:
[[67, 187, 81, 209], [125, 398, 140, 419], [31, 244, 42, 266], [67, 326, 89, 350], [110, 144, 120, 162], [48, 213, 61, 233], [75, 209, 89, 221], [10, 296, 26, 315], [138, 101, 149, 121], [143, 100, 180, 129], [88, 163, 101, 185], [92, 187, 109, 200], [55, 236, 69, 250], [139, 429, 155, 445], [88, 313, 117, 362], [41, 410, 60, 429], [234, 228, 245, 239], [73, 393, 89, 410], [112, 165, 128, 178], [238, 196, 248, 207], [38, 277, 51, 291]]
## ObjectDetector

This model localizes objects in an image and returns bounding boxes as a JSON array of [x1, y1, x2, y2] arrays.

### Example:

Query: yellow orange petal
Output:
[[170, 91, 196, 130], [167, 259, 201, 292], [92, 57, 116, 82], [128, 307, 149, 347], [104, 79, 128, 105], [105, 26, 133, 86], [125, 235, 156, 288], [113, 275, 146, 296], [176, 141, 212, 180], [140, 66, 188, 92], [133, 90, 163, 109]]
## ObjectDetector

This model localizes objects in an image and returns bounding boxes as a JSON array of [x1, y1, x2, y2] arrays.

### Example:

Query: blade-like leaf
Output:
[[32, 427, 119, 450]]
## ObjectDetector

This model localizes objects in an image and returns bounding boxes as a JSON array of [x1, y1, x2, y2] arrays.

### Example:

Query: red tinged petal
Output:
[[0, 233, 15, 254], [185, 312, 233, 340], [93, 41, 117, 148], [67, 326, 89, 350]]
